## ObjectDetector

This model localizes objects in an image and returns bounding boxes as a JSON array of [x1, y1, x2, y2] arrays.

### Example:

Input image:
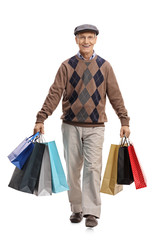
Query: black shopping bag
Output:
[[19, 142, 45, 193], [8, 155, 30, 191], [117, 136, 134, 185]]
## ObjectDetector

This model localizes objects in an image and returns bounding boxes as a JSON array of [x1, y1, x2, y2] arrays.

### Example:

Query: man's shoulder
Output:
[[96, 55, 111, 68], [61, 55, 78, 66]]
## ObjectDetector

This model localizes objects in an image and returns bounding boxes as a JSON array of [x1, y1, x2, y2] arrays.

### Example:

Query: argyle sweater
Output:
[[35, 55, 130, 127]]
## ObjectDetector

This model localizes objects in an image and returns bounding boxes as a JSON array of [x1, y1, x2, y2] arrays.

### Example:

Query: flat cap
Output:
[[74, 24, 99, 36]]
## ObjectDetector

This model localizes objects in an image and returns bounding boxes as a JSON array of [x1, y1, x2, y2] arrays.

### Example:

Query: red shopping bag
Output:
[[128, 143, 147, 189]]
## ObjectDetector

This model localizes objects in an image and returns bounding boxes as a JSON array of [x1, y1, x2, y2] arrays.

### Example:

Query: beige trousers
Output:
[[61, 122, 105, 218]]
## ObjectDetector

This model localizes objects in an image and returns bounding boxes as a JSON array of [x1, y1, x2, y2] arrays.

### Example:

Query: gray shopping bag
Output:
[[34, 144, 52, 196]]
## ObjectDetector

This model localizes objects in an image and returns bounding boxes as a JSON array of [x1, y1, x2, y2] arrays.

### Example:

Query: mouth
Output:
[[82, 45, 91, 48]]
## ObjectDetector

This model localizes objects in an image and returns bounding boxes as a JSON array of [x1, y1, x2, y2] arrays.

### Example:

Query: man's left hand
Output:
[[120, 126, 131, 138]]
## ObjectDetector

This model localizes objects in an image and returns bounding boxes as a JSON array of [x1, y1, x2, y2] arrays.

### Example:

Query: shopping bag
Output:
[[117, 137, 134, 185], [100, 144, 123, 195], [128, 143, 147, 189], [7, 132, 40, 169], [19, 142, 45, 193], [47, 141, 69, 193], [8, 155, 31, 191], [34, 144, 52, 196]]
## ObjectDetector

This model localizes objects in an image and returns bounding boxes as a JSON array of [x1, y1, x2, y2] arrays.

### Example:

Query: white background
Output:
[[0, 0, 160, 239]]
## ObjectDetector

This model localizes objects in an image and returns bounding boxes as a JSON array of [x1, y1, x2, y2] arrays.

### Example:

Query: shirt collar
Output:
[[77, 50, 96, 60]]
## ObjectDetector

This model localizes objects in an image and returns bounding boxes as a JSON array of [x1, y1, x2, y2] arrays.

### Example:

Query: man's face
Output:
[[75, 31, 97, 55]]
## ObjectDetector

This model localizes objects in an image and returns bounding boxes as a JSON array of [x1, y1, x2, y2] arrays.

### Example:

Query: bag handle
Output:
[[27, 132, 40, 142], [37, 133, 46, 143], [120, 135, 131, 146]]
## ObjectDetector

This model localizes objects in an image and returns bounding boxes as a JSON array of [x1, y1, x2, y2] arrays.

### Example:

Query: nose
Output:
[[84, 37, 89, 44]]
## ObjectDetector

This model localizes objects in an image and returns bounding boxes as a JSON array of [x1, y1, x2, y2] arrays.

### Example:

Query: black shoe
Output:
[[85, 215, 98, 227], [70, 212, 83, 223]]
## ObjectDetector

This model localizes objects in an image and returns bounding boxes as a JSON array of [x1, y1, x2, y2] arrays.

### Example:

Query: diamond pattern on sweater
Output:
[[66, 55, 107, 123], [82, 68, 92, 86], [96, 55, 105, 68], [90, 108, 99, 122], [69, 71, 80, 88], [93, 69, 104, 87], [91, 89, 101, 106], [85, 62, 91, 66], [69, 90, 78, 104], [68, 56, 79, 69], [77, 107, 88, 122], [79, 88, 90, 105], [64, 108, 75, 121]]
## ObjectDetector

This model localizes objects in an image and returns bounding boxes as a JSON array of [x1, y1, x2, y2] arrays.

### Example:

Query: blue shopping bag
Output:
[[47, 141, 69, 193], [8, 132, 40, 169]]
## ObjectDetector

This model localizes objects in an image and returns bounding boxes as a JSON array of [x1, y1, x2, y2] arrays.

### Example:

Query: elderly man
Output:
[[33, 24, 130, 228]]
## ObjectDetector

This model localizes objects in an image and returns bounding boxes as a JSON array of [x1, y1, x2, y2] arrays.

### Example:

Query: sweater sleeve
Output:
[[35, 63, 67, 124], [106, 63, 130, 126]]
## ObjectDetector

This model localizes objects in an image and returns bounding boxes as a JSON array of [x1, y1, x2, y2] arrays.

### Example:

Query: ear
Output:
[[94, 36, 97, 44], [75, 36, 79, 44]]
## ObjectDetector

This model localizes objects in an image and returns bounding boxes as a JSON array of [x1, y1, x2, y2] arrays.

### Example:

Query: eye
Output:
[[80, 36, 85, 40]]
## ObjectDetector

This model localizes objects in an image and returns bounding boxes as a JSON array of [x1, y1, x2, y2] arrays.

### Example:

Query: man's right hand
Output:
[[33, 123, 44, 135]]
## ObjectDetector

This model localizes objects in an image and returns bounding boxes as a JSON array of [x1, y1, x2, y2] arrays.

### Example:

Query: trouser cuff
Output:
[[82, 206, 101, 219], [71, 203, 82, 213]]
